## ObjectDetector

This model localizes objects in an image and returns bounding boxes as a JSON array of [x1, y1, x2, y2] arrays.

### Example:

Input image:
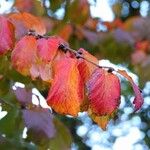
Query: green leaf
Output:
[[0, 107, 20, 137], [48, 118, 72, 150], [50, 0, 64, 12], [0, 134, 37, 150]]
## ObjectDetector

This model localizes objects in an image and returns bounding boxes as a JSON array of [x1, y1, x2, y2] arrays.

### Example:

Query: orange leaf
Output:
[[87, 68, 121, 116], [77, 48, 98, 82], [117, 70, 144, 111], [9, 12, 46, 39], [0, 16, 15, 55], [11, 35, 57, 82], [92, 116, 109, 130], [58, 24, 73, 41], [47, 57, 84, 116], [22, 12, 46, 35], [11, 35, 37, 75], [88, 109, 116, 130]]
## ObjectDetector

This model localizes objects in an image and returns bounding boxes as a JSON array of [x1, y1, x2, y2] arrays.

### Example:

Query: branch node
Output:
[[76, 54, 81, 59], [58, 44, 68, 53], [107, 67, 115, 73], [77, 51, 82, 55]]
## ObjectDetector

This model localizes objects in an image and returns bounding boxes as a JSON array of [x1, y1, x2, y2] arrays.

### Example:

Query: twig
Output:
[[27, 30, 49, 39], [58, 44, 115, 72], [27, 30, 115, 72]]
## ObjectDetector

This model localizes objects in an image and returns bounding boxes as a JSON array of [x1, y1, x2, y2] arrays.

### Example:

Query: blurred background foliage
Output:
[[0, 0, 150, 150]]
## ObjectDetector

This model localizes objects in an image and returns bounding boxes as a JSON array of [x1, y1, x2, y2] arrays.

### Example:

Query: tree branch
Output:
[[27, 30, 115, 72], [58, 44, 115, 72]]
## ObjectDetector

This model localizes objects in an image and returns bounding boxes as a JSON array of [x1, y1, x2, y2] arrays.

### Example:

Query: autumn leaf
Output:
[[87, 68, 121, 116], [30, 36, 67, 82], [11, 35, 66, 82], [37, 36, 68, 62], [117, 70, 144, 111], [8, 13, 28, 39], [30, 62, 52, 82], [9, 12, 46, 39], [22, 12, 46, 35], [88, 108, 116, 130], [47, 57, 84, 116], [77, 48, 98, 82], [0, 16, 15, 55], [11, 35, 37, 76], [77, 50, 102, 112], [93, 116, 109, 130], [58, 24, 73, 41]]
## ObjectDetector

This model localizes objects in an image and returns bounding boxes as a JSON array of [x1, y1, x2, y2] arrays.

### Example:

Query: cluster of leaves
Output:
[[0, 85, 72, 149], [0, 10, 143, 131], [0, 0, 148, 149]]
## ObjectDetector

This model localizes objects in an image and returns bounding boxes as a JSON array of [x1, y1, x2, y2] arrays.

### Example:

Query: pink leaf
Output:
[[87, 68, 121, 115], [11, 35, 37, 76], [37, 36, 67, 62], [0, 16, 15, 55], [117, 70, 143, 111]]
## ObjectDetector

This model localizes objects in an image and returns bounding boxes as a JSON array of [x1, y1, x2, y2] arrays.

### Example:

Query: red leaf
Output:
[[47, 57, 84, 116], [0, 16, 15, 55], [11, 35, 62, 82], [11, 35, 37, 76], [77, 48, 98, 82], [117, 70, 143, 111], [22, 108, 56, 138], [87, 68, 121, 115], [37, 36, 67, 62], [30, 36, 67, 82]]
